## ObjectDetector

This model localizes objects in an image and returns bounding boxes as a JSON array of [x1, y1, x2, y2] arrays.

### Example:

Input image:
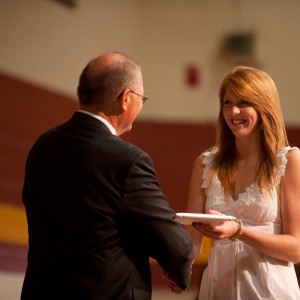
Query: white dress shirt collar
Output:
[[77, 110, 117, 135]]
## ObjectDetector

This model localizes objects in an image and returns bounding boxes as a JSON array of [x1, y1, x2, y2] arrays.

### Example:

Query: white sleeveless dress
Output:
[[199, 146, 300, 300]]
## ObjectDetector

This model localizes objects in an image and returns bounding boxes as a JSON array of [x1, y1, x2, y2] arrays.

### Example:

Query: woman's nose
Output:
[[230, 105, 240, 115]]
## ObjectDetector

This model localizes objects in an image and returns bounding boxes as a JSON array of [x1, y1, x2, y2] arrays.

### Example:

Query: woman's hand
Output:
[[192, 209, 239, 240]]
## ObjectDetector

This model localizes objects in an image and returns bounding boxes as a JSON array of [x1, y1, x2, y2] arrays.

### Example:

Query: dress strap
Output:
[[201, 150, 216, 188], [275, 146, 299, 185]]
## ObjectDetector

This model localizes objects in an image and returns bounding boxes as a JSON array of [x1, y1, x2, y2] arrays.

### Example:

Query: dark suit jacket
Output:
[[21, 112, 193, 300]]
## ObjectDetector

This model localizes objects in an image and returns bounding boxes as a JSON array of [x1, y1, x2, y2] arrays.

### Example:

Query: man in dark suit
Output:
[[21, 51, 193, 300]]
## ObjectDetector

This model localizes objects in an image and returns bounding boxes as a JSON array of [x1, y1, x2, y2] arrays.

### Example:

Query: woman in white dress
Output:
[[186, 66, 300, 299]]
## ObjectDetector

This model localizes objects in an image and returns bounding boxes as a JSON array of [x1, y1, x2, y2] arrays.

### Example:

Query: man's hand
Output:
[[164, 272, 184, 294]]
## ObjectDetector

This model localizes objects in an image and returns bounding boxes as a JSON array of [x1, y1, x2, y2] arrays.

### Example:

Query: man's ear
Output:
[[118, 89, 131, 111]]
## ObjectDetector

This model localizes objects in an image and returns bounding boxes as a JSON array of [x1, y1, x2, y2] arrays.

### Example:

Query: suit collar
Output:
[[71, 111, 112, 134], [77, 110, 116, 135]]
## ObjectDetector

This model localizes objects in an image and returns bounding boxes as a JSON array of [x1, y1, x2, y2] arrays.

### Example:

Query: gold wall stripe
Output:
[[0, 203, 28, 246], [0, 203, 212, 263]]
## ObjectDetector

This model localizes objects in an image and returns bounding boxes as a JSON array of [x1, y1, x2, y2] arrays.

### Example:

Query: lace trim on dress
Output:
[[275, 146, 298, 185], [201, 150, 216, 189], [201, 146, 299, 193]]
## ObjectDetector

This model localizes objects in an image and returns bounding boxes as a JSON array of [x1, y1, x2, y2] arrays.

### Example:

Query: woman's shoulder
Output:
[[278, 146, 299, 155], [284, 146, 300, 164], [192, 148, 217, 188], [276, 146, 300, 180], [200, 147, 218, 166], [191, 149, 215, 178], [277, 146, 300, 164]]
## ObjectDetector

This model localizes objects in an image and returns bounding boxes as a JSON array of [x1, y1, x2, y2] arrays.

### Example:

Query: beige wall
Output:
[[1, 1, 300, 298], [1, 0, 300, 124]]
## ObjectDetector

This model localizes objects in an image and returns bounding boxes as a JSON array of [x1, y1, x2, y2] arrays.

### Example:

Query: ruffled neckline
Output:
[[202, 146, 298, 203]]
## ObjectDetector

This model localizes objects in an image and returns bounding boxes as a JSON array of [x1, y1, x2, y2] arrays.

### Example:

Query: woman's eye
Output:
[[223, 100, 231, 106], [240, 100, 250, 107]]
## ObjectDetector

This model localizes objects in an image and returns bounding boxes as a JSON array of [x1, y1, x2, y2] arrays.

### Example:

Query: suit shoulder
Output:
[[109, 135, 150, 161]]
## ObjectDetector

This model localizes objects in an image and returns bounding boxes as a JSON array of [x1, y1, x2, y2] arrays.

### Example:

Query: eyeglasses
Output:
[[129, 90, 149, 104], [117, 89, 149, 104]]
